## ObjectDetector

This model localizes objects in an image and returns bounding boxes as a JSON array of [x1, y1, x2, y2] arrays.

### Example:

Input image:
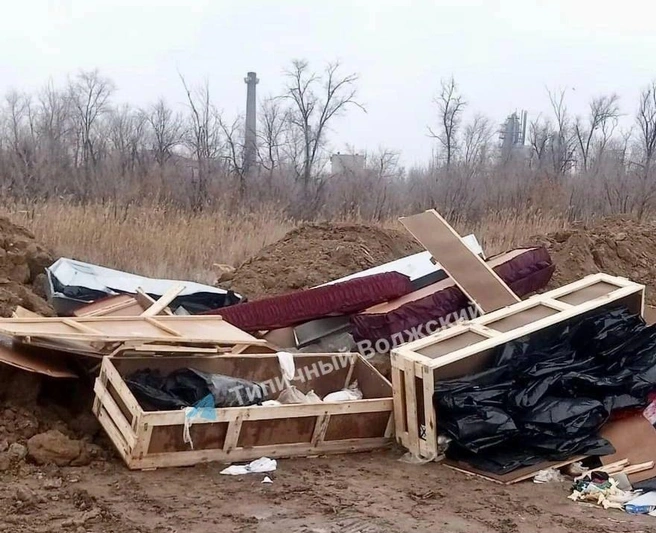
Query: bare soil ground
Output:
[[1, 449, 655, 533]]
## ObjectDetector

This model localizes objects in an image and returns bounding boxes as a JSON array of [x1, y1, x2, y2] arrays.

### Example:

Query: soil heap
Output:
[[532, 216, 656, 304], [0, 217, 54, 317], [230, 223, 422, 299]]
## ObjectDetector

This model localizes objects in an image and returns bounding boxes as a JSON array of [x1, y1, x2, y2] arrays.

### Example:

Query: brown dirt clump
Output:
[[230, 222, 422, 299], [531, 216, 656, 304], [0, 216, 54, 317]]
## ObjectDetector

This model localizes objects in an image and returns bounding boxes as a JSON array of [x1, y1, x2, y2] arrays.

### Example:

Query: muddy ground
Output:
[[1, 449, 655, 533]]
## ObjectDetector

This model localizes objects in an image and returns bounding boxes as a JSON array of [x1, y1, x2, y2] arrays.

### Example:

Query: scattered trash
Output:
[[262, 476, 273, 484], [220, 457, 277, 476], [533, 468, 566, 484], [625, 491, 656, 514], [277, 386, 322, 404], [323, 381, 363, 402], [398, 452, 436, 465]]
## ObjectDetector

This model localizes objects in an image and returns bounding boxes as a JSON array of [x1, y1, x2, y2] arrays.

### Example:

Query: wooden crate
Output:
[[93, 352, 394, 469], [390, 273, 645, 459]]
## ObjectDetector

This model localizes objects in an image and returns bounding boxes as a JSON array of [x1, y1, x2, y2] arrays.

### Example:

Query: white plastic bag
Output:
[[220, 457, 277, 476], [323, 381, 363, 402]]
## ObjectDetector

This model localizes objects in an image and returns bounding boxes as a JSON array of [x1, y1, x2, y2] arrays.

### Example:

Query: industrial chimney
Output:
[[243, 71, 259, 173]]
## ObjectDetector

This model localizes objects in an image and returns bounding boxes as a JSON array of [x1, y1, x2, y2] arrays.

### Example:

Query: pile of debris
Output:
[[3, 205, 656, 523], [0, 217, 54, 317], [535, 216, 656, 304], [229, 222, 422, 298]]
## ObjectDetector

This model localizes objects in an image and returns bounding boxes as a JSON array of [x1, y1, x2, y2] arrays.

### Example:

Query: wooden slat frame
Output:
[[391, 274, 646, 459], [0, 315, 265, 347], [94, 353, 394, 470]]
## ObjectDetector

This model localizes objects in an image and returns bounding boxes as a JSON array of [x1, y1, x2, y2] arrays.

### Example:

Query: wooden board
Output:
[[601, 414, 656, 483], [0, 315, 265, 347], [140, 284, 185, 317], [400, 210, 520, 313], [444, 456, 586, 485], [361, 248, 530, 315], [94, 353, 394, 469], [391, 274, 646, 459], [0, 338, 77, 378], [73, 295, 144, 317]]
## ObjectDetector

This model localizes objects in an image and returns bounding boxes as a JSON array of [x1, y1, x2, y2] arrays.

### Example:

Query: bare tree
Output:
[[218, 115, 247, 198], [68, 70, 115, 168], [282, 60, 364, 190], [179, 75, 224, 209], [528, 115, 551, 169], [428, 77, 466, 171], [257, 97, 288, 173], [634, 81, 656, 218], [574, 94, 620, 172], [145, 98, 183, 166], [546, 88, 576, 176], [462, 114, 494, 170]]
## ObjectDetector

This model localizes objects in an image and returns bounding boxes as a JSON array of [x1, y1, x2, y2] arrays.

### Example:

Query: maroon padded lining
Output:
[[351, 247, 554, 345], [206, 272, 413, 332]]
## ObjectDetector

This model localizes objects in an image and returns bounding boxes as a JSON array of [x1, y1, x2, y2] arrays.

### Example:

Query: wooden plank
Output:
[[620, 461, 655, 475], [426, 285, 644, 372], [0, 315, 264, 347], [400, 209, 519, 313], [144, 398, 394, 427], [141, 284, 185, 317], [444, 456, 586, 485], [222, 415, 244, 452], [135, 289, 174, 316], [402, 356, 419, 455], [143, 317, 183, 337], [93, 379, 137, 449], [601, 414, 656, 483], [101, 358, 144, 418], [74, 295, 144, 318], [311, 413, 331, 446], [0, 340, 77, 378], [128, 437, 391, 470], [96, 406, 131, 461], [12, 306, 41, 318]]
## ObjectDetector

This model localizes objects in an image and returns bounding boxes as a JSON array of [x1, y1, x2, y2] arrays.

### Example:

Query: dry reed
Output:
[[0, 200, 569, 284]]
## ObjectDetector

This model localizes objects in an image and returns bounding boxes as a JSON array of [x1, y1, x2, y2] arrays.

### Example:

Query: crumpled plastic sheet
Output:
[[126, 368, 266, 410], [435, 306, 656, 474]]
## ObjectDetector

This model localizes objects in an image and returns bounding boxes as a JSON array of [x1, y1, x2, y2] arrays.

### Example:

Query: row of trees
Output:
[[1, 63, 656, 221]]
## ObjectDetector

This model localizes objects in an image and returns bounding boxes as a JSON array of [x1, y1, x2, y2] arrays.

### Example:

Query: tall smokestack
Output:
[[244, 71, 259, 173]]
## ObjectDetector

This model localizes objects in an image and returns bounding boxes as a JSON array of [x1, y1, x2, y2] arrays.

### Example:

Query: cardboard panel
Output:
[[416, 330, 488, 359], [484, 305, 559, 333], [556, 281, 619, 306], [601, 414, 656, 483], [400, 210, 519, 313], [324, 412, 390, 441]]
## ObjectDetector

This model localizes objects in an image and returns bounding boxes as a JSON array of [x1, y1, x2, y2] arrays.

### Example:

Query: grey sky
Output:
[[2, 0, 655, 165]]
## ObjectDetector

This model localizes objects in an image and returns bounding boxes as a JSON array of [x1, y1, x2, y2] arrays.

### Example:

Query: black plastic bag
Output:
[[435, 305, 655, 475], [126, 368, 266, 411]]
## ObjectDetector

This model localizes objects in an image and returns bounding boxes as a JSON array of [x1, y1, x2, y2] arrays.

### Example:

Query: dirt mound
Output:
[[0, 216, 54, 317], [230, 223, 422, 299], [532, 216, 656, 304]]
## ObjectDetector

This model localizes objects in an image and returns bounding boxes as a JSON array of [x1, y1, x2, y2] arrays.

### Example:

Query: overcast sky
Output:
[[2, 0, 655, 165]]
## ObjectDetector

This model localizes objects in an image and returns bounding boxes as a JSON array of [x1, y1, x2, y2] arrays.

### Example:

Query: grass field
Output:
[[0, 200, 569, 284]]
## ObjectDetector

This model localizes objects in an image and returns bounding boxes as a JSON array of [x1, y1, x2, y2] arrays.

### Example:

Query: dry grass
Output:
[[0, 200, 570, 284], [0, 200, 295, 283]]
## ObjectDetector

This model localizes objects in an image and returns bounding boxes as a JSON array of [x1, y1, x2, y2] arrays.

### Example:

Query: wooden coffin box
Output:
[[93, 352, 394, 469], [390, 273, 645, 459]]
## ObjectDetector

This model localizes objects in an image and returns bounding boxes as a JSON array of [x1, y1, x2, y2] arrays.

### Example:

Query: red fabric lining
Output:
[[206, 272, 413, 331]]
